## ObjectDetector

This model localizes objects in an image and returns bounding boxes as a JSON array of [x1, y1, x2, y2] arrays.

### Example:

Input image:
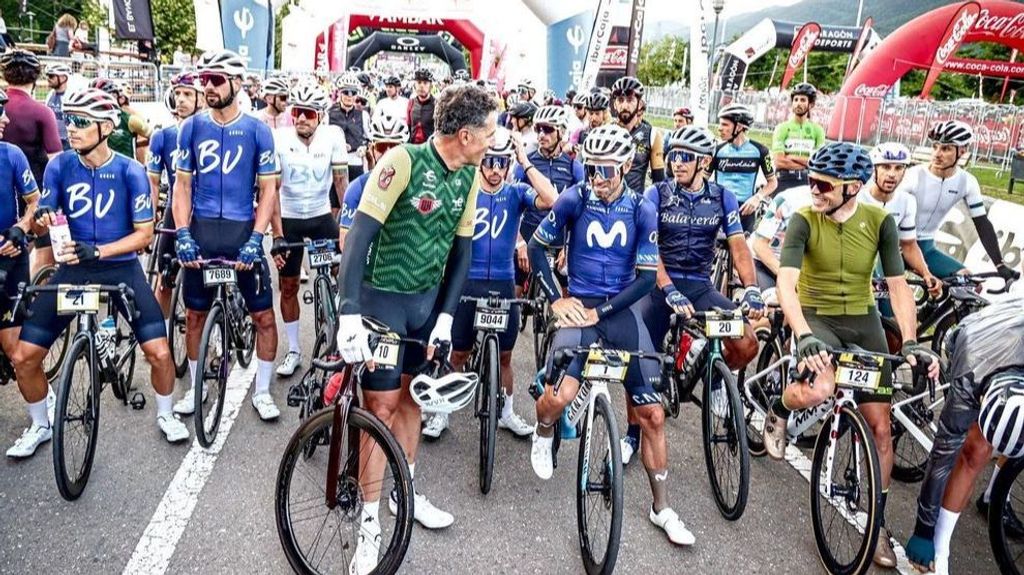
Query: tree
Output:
[[637, 35, 687, 87]]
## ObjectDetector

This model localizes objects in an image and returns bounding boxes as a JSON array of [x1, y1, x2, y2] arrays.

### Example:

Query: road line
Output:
[[122, 362, 256, 575]]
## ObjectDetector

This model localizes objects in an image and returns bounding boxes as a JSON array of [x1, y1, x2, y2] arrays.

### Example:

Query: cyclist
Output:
[[90, 78, 151, 163], [407, 68, 435, 144], [376, 75, 407, 121], [507, 100, 538, 154], [771, 83, 825, 193], [434, 128, 557, 438], [44, 62, 72, 151], [335, 85, 497, 571], [904, 296, 1024, 575], [171, 49, 281, 421], [712, 103, 777, 233], [896, 120, 1019, 284], [516, 79, 538, 104], [568, 92, 587, 134], [256, 76, 293, 129], [328, 73, 370, 217], [672, 107, 693, 129], [570, 90, 610, 150], [337, 113, 409, 243], [9, 88, 187, 459], [268, 83, 348, 377], [528, 124, 694, 545], [611, 76, 665, 194], [761, 142, 939, 568]]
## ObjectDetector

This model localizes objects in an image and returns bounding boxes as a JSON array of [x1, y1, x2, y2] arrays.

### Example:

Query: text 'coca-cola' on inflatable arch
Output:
[[831, 0, 1024, 142]]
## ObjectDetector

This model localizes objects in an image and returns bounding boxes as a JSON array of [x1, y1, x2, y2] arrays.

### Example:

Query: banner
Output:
[[625, 0, 646, 77], [688, 0, 711, 126], [220, 0, 275, 71], [844, 16, 874, 81], [920, 1, 982, 98], [194, 0, 223, 52], [549, 10, 592, 95], [579, 0, 615, 91], [112, 0, 154, 40], [280, 3, 317, 71], [780, 22, 821, 89], [943, 56, 1024, 79], [1001, 49, 1018, 102]]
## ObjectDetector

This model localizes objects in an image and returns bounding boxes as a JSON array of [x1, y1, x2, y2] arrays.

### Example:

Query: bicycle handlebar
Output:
[[14, 282, 139, 321]]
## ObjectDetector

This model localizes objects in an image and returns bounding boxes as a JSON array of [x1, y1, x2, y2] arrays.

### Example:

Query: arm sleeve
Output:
[[355, 147, 413, 224], [337, 212, 383, 315], [40, 107, 63, 154], [11, 148, 38, 198], [128, 163, 155, 225], [175, 118, 196, 173], [146, 130, 164, 174], [963, 174, 987, 217], [437, 236, 473, 316], [339, 177, 364, 229], [255, 123, 278, 177], [779, 212, 810, 269], [973, 215, 1004, 267], [455, 171, 481, 237], [878, 214, 905, 277], [721, 190, 745, 237]]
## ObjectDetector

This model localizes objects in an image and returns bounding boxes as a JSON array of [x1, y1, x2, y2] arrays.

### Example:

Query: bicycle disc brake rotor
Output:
[[335, 474, 363, 521]]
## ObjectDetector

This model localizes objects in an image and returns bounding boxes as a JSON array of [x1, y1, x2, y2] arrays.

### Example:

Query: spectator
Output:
[[327, 73, 370, 213], [407, 67, 435, 144], [71, 21, 97, 58], [173, 46, 190, 67], [50, 13, 77, 57], [375, 75, 407, 122], [673, 107, 693, 129], [0, 9, 13, 49]]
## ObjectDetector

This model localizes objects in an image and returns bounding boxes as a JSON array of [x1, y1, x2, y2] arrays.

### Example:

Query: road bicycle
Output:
[[988, 455, 1024, 575], [519, 251, 558, 371], [149, 229, 188, 379], [279, 238, 340, 361]]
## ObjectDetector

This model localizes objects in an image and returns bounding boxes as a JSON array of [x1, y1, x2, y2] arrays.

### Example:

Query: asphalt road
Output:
[[0, 269, 1004, 575]]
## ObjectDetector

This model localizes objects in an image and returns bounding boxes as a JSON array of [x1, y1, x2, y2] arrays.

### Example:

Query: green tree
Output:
[[637, 34, 687, 87]]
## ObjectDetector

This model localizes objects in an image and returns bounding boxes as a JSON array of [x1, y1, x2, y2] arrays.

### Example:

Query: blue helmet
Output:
[[808, 142, 873, 183]]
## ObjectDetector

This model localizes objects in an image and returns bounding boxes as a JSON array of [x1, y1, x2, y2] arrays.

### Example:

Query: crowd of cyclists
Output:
[[0, 44, 1022, 575]]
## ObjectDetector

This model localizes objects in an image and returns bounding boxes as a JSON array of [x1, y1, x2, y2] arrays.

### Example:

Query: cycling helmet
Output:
[[90, 77, 123, 96], [808, 142, 873, 183], [572, 93, 588, 107], [980, 369, 1024, 458], [674, 107, 694, 120], [508, 101, 538, 120], [289, 83, 330, 111], [928, 120, 973, 147], [163, 89, 177, 114], [533, 105, 569, 129], [347, 66, 361, 73], [585, 91, 610, 111], [486, 127, 516, 158], [791, 82, 818, 103], [369, 113, 409, 143], [718, 103, 754, 128], [581, 124, 635, 165], [62, 89, 122, 123], [516, 78, 535, 93], [170, 72, 202, 92], [414, 68, 433, 82], [260, 77, 290, 97], [667, 126, 716, 156], [356, 72, 371, 86], [869, 142, 912, 166], [611, 76, 644, 98], [0, 49, 39, 72], [454, 69, 470, 81], [335, 73, 361, 92], [410, 370, 479, 415], [45, 62, 72, 77], [384, 75, 401, 87], [196, 49, 248, 77]]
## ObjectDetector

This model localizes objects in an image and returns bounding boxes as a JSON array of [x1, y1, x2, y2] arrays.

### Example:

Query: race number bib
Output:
[[372, 333, 400, 368], [307, 251, 334, 269], [582, 349, 629, 381], [705, 317, 743, 339], [474, 306, 509, 331], [56, 285, 101, 315], [202, 267, 237, 286], [835, 353, 883, 390]]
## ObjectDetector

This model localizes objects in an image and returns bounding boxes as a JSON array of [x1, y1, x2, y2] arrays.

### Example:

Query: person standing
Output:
[[771, 83, 825, 193], [407, 68, 436, 144], [50, 14, 77, 57], [44, 63, 72, 151], [328, 73, 370, 214], [375, 75, 408, 122], [257, 77, 293, 129]]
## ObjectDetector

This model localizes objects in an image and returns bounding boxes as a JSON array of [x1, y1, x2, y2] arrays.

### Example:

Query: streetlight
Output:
[[709, 0, 726, 91]]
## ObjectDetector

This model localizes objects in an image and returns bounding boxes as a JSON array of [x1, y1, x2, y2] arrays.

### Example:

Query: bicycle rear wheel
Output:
[[195, 302, 229, 448], [236, 312, 256, 368], [989, 456, 1024, 575], [314, 275, 336, 354], [169, 270, 188, 378], [701, 358, 750, 520], [478, 336, 499, 495], [532, 304, 549, 372], [275, 407, 414, 575], [111, 313, 138, 401], [52, 337, 100, 501], [810, 404, 882, 575], [576, 393, 623, 575]]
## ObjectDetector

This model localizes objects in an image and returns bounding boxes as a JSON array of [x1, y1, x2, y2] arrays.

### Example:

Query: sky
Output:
[[644, 0, 804, 22]]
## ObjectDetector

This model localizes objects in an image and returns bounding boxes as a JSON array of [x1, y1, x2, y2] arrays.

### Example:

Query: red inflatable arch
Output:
[[830, 0, 1024, 141]]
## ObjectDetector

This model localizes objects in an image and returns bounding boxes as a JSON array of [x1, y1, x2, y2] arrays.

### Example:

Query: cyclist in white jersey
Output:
[[269, 83, 348, 376], [896, 121, 1018, 284], [750, 185, 812, 292]]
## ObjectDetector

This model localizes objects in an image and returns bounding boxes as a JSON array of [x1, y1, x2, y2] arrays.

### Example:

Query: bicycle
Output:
[[279, 238, 339, 361], [28, 263, 72, 382], [988, 455, 1024, 575], [150, 229, 188, 379], [662, 309, 750, 520], [14, 282, 142, 501], [519, 251, 558, 372], [276, 317, 415, 575], [531, 343, 668, 575], [192, 258, 258, 447], [459, 293, 537, 494]]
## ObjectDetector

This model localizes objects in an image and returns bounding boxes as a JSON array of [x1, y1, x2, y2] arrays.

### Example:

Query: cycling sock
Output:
[[536, 420, 555, 438], [984, 464, 1002, 503], [155, 393, 173, 416], [627, 424, 641, 444], [284, 321, 300, 354], [27, 399, 49, 428], [188, 359, 197, 388], [502, 391, 514, 419], [647, 468, 669, 513], [933, 507, 960, 560], [771, 397, 792, 419], [255, 359, 274, 394], [879, 489, 889, 526]]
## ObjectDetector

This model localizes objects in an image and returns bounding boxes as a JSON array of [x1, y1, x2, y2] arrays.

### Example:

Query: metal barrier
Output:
[[35, 56, 161, 103]]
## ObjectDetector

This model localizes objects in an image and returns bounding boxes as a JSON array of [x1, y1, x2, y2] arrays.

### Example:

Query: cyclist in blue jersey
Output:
[[427, 128, 556, 439], [711, 103, 777, 233], [147, 72, 204, 317], [170, 49, 281, 421], [529, 124, 695, 546], [338, 113, 409, 244], [9, 89, 186, 459]]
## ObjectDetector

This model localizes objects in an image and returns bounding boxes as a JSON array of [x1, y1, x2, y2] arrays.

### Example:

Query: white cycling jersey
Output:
[[274, 124, 348, 219], [751, 185, 812, 262], [896, 164, 986, 240], [857, 186, 917, 241]]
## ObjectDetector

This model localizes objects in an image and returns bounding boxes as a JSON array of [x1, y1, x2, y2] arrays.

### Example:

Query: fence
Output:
[[34, 56, 161, 103]]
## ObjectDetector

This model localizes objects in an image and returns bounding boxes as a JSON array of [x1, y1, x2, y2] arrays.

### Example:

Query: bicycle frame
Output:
[[891, 381, 949, 453]]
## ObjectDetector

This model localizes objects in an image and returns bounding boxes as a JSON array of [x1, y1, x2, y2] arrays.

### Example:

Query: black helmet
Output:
[[414, 68, 433, 82], [384, 75, 401, 86], [791, 82, 817, 104], [585, 91, 610, 111], [0, 49, 40, 72], [357, 72, 371, 86], [611, 76, 644, 98], [508, 101, 538, 120], [717, 103, 754, 128]]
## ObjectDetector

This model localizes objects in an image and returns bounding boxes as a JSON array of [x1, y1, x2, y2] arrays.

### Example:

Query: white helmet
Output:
[[487, 127, 516, 157], [534, 105, 570, 130], [667, 126, 717, 156], [870, 142, 912, 166], [581, 124, 635, 165], [196, 49, 247, 77], [517, 79, 535, 92], [45, 62, 72, 77], [410, 371, 479, 414], [289, 83, 330, 110], [63, 89, 122, 123], [260, 77, 290, 98], [369, 113, 409, 143], [980, 369, 1024, 458], [335, 73, 361, 92], [928, 120, 973, 147]]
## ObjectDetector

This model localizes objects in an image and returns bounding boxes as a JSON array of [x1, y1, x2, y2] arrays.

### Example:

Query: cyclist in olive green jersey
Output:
[[335, 85, 497, 575], [771, 83, 825, 192]]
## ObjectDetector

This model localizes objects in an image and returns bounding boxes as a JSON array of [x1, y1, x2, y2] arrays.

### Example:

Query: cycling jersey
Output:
[[339, 172, 368, 230], [771, 119, 825, 160], [512, 149, 584, 237], [274, 124, 347, 219], [109, 109, 151, 159], [857, 187, 917, 241], [3, 87, 62, 187], [45, 90, 69, 148], [534, 184, 658, 297], [175, 110, 277, 221], [40, 151, 153, 262], [897, 164, 986, 241], [146, 124, 180, 193], [623, 120, 664, 194], [470, 182, 537, 281], [645, 179, 743, 281], [780, 203, 903, 315], [0, 143, 39, 230], [711, 140, 775, 203], [356, 142, 480, 293], [751, 185, 812, 262], [258, 108, 293, 129]]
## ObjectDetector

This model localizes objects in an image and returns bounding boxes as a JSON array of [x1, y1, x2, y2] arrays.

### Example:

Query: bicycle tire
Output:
[[33, 265, 70, 383], [275, 406, 414, 575], [533, 305, 547, 372], [989, 456, 1024, 575], [52, 336, 100, 501], [314, 275, 336, 354], [237, 312, 256, 368], [169, 270, 188, 378], [701, 358, 750, 520], [112, 313, 138, 401], [300, 332, 329, 460], [930, 311, 960, 359], [478, 335, 499, 495], [576, 393, 623, 575], [889, 388, 935, 484], [810, 405, 882, 575], [747, 335, 785, 457], [195, 302, 229, 448]]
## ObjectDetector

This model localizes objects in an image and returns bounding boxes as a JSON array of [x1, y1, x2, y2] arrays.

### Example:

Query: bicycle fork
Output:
[[325, 365, 356, 509]]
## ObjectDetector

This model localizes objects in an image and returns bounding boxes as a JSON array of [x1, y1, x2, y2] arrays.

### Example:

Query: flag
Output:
[[220, 0, 275, 72], [688, 0, 712, 126], [112, 0, 155, 40], [920, 1, 982, 98], [780, 22, 821, 90], [579, 0, 614, 90], [844, 17, 874, 82], [625, 0, 647, 77]]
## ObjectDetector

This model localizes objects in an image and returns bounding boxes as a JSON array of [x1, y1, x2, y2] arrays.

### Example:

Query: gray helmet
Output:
[[667, 126, 716, 156]]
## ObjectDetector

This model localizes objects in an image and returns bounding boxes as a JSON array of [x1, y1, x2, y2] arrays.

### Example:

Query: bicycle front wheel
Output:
[[52, 336, 100, 501], [314, 275, 336, 354], [195, 302, 229, 448], [478, 336, 499, 495], [810, 404, 882, 575], [169, 270, 188, 378], [275, 407, 414, 575], [576, 393, 623, 575], [701, 358, 750, 520], [989, 456, 1024, 575]]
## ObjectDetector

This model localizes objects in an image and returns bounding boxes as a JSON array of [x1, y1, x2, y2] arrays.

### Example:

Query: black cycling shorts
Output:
[[803, 307, 893, 404], [280, 214, 338, 277], [182, 217, 273, 313], [452, 279, 520, 352], [0, 254, 29, 329], [358, 284, 441, 393]]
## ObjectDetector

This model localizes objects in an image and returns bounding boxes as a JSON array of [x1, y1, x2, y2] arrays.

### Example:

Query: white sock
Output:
[[188, 359, 198, 389], [155, 392, 173, 416], [362, 500, 380, 522], [27, 399, 49, 428], [255, 359, 274, 394], [502, 391, 514, 419], [984, 464, 1003, 503], [284, 321, 301, 354], [409, 463, 415, 479], [934, 507, 960, 560]]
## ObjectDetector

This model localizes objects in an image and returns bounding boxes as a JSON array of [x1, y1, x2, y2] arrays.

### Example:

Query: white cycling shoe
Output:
[[157, 413, 190, 443], [531, 432, 554, 480], [252, 393, 280, 421], [710, 385, 730, 419], [173, 386, 207, 415], [498, 411, 534, 437], [349, 511, 382, 575], [6, 423, 52, 458], [389, 490, 454, 529], [276, 351, 302, 377], [621, 436, 640, 466], [421, 413, 448, 439], [650, 507, 695, 546]]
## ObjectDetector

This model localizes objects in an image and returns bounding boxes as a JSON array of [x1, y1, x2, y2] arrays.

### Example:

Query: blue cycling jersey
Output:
[[534, 184, 658, 297], [338, 172, 368, 229], [41, 152, 154, 262], [175, 111, 277, 221], [645, 180, 743, 281], [512, 150, 583, 232], [0, 143, 39, 231], [711, 139, 775, 203], [146, 124, 180, 193], [470, 182, 536, 281]]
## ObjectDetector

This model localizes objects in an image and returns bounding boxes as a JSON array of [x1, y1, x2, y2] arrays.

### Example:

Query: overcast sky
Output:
[[644, 0, 804, 22]]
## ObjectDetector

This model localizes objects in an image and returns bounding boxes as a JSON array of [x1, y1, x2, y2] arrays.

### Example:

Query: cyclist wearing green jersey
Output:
[[762, 142, 940, 568], [771, 83, 825, 193], [335, 85, 497, 574]]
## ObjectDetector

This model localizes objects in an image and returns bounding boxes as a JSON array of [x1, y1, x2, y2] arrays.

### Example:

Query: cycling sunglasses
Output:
[[808, 176, 856, 194], [290, 106, 318, 121], [584, 163, 620, 180], [535, 124, 558, 136], [198, 73, 230, 88], [339, 89, 359, 97], [65, 115, 96, 129], [666, 150, 698, 164], [482, 155, 511, 170]]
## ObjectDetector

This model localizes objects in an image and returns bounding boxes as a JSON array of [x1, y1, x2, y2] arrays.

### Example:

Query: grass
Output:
[[647, 116, 1024, 206]]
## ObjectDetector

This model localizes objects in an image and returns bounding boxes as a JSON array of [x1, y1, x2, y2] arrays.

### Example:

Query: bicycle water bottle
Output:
[[680, 334, 707, 382], [96, 316, 116, 370]]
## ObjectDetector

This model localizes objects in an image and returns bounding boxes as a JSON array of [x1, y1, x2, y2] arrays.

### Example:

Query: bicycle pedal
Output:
[[302, 291, 314, 305], [286, 384, 306, 408], [130, 392, 146, 410]]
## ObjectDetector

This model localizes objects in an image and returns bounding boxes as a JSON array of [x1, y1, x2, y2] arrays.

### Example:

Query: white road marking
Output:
[[122, 362, 256, 575]]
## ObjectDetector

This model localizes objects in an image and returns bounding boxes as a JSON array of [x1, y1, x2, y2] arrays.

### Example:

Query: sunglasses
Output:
[[0, 104, 5, 118], [584, 164, 620, 180], [535, 124, 558, 136], [809, 176, 854, 195], [573, 105, 584, 110], [65, 115, 96, 129], [340, 89, 359, 97], [290, 107, 318, 121], [482, 156, 511, 170], [667, 150, 698, 164], [198, 73, 230, 87], [373, 142, 400, 156]]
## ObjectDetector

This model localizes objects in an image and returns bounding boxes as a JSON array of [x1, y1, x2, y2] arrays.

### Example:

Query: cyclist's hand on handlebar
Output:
[[902, 340, 940, 382], [796, 333, 831, 374], [997, 263, 1021, 283], [236, 231, 265, 270], [270, 236, 289, 269], [923, 274, 943, 298], [663, 285, 694, 318], [174, 227, 201, 268], [426, 313, 453, 361], [739, 286, 765, 320], [336, 314, 374, 371]]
